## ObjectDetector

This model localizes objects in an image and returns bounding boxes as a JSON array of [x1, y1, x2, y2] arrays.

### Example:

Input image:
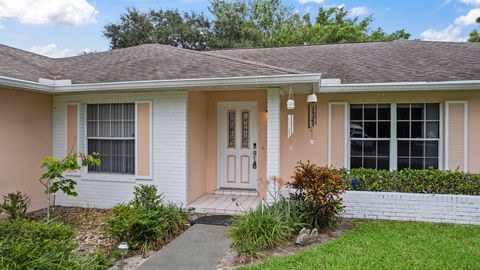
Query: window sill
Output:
[[64, 170, 81, 177], [82, 173, 136, 183]]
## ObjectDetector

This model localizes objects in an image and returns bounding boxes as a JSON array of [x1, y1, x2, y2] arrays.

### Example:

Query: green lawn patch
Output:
[[241, 220, 480, 270]]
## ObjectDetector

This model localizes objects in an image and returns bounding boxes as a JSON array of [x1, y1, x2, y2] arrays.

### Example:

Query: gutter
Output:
[[0, 76, 52, 92], [1, 74, 480, 94], [321, 80, 480, 93], [0, 74, 322, 94], [53, 74, 323, 93]]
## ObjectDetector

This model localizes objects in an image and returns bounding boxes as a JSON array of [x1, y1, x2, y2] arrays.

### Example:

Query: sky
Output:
[[0, 0, 479, 58]]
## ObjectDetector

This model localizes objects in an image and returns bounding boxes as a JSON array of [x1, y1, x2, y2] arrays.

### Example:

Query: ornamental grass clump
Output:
[[0, 218, 110, 270], [227, 203, 296, 258], [289, 161, 345, 229]]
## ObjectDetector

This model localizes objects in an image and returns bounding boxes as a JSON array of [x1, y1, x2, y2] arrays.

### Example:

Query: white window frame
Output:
[[348, 103, 392, 170], [85, 102, 137, 175], [347, 102, 443, 171]]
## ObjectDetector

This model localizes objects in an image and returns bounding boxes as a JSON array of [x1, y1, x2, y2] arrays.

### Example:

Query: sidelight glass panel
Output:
[[241, 111, 249, 148], [228, 110, 236, 148]]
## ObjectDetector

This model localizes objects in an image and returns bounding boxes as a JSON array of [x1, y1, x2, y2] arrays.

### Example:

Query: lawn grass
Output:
[[240, 220, 480, 270]]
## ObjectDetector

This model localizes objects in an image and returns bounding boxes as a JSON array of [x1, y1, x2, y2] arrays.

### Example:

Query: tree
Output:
[[103, 1, 410, 50], [103, 8, 211, 50], [468, 17, 480, 42], [150, 10, 211, 50], [104, 8, 155, 49], [40, 152, 100, 220]]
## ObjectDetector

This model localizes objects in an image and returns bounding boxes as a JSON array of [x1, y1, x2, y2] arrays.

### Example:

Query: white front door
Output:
[[218, 102, 258, 189]]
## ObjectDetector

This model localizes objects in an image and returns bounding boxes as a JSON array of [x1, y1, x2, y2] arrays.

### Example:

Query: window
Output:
[[350, 104, 391, 170], [349, 103, 440, 171], [397, 103, 440, 169], [87, 104, 135, 174]]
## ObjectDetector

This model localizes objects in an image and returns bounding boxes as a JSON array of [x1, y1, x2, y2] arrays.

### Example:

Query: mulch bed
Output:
[[28, 206, 117, 255], [216, 219, 356, 269]]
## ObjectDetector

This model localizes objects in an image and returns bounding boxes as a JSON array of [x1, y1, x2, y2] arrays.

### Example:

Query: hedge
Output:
[[341, 168, 480, 195]]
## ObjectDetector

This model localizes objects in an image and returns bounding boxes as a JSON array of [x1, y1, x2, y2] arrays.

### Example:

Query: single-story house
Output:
[[0, 40, 479, 213]]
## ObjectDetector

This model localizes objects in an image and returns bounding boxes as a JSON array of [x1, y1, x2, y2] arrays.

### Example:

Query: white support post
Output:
[[266, 88, 281, 203]]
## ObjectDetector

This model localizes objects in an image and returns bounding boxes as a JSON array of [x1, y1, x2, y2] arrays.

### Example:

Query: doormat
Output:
[[192, 215, 234, 226]]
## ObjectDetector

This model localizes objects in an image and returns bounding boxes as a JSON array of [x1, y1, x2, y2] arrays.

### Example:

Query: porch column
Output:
[[267, 88, 281, 203]]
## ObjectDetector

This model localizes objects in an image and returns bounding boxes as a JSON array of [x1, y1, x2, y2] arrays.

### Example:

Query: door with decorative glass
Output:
[[218, 102, 258, 189]]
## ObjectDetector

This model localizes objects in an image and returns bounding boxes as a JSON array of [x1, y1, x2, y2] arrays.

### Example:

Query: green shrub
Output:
[[132, 184, 162, 211], [106, 185, 187, 256], [0, 218, 109, 270], [0, 191, 30, 219], [342, 168, 480, 195], [268, 197, 307, 232], [227, 204, 295, 258], [289, 162, 345, 229]]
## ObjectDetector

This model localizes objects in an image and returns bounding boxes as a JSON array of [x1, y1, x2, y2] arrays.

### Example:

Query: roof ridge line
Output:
[[157, 44, 300, 74], [201, 50, 301, 74]]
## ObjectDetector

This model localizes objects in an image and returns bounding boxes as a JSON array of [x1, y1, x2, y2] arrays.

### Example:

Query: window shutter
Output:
[[445, 101, 468, 171], [136, 102, 152, 179], [66, 104, 79, 155], [328, 102, 348, 168]]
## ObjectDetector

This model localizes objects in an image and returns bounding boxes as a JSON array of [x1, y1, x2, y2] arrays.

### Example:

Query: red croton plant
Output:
[[289, 161, 345, 228]]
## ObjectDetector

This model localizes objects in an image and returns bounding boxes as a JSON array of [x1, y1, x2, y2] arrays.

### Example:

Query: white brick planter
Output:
[[342, 191, 480, 225]]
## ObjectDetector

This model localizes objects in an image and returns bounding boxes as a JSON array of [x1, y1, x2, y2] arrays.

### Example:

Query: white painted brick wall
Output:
[[342, 191, 480, 225], [266, 88, 281, 203], [52, 91, 188, 208]]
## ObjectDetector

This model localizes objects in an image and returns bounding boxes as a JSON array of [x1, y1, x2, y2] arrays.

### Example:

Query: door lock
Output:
[[252, 143, 257, 170]]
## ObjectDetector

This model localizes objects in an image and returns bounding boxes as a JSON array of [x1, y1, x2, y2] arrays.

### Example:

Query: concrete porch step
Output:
[[187, 193, 262, 215], [214, 188, 258, 197]]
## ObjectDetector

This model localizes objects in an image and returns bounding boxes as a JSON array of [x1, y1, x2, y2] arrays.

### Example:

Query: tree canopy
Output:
[[467, 17, 480, 42], [103, 0, 411, 50]]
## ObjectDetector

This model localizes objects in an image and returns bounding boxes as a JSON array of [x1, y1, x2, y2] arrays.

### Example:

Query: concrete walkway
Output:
[[137, 224, 231, 270]]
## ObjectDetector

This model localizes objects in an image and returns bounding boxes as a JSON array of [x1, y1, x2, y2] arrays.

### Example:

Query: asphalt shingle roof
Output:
[[0, 40, 479, 84], [210, 41, 480, 84]]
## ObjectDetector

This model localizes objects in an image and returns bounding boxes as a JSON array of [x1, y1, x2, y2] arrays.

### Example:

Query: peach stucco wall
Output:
[[0, 89, 52, 211], [280, 90, 480, 181], [188, 92, 208, 202], [187, 90, 267, 202]]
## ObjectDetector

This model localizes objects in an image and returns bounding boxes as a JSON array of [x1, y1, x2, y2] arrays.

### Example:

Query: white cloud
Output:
[[421, 25, 467, 42], [350, 6, 368, 16], [454, 8, 480, 25], [30, 44, 71, 58], [460, 0, 480, 6], [421, 2, 480, 43], [296, 0, 325, 4], [0, 0, 97, 26]]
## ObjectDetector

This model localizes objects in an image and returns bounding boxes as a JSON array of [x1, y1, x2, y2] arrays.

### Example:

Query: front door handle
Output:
[[252, 143, 257, 169]]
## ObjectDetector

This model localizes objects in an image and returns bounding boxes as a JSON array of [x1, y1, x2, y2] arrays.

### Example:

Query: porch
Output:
[[187, 189, 263, 215], [187, 89, 281, 213]]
